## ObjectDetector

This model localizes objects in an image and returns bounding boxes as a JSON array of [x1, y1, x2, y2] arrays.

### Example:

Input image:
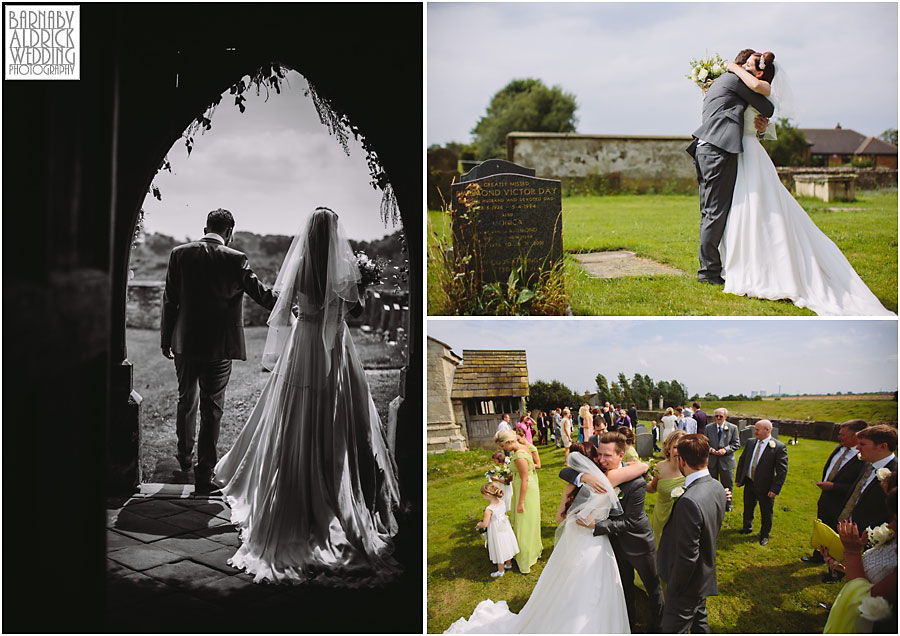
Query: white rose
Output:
[[859, 594, 892, 622], [671, 486, 685, 498], [698, 68, 709, 81], [867, 523, 893, 547], [711, 64, 722, 74], [876, 467, 891, 481], [768, 440, 776, 448]]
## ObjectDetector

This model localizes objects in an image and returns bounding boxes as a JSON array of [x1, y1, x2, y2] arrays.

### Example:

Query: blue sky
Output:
[[141, 70, 397, 242], [427, 319, 898, 397], [428, 2, 898, 145]]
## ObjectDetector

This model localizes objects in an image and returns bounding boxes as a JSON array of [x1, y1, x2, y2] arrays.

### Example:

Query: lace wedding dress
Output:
[[720, 107, 894, 316], [214, 208, 401, 585], [445, 453, 630, 634]]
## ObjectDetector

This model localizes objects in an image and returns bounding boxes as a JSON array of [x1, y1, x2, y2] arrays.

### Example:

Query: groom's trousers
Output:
[[174, 355, 232, 482], [614, 547, 664, 632], [693, 142, 738, 282]]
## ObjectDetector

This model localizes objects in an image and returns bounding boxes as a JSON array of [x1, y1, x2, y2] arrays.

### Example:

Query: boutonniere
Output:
[[613, 487, 624, 500], [858, 593, 892, 622], [876, 467, 891, 481], [671, 486, 685, 499], [768, 440, 776, 449]]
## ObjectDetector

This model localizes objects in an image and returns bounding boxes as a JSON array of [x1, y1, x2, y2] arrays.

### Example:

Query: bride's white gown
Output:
[[214, 209, 401, 585], [445, 455, 630, 634], [720, 107, 894, 316]]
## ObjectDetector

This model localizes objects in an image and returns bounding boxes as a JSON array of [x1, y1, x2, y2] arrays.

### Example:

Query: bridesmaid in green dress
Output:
[[646, 430, 686, 549], [495, 429, 542, 573]]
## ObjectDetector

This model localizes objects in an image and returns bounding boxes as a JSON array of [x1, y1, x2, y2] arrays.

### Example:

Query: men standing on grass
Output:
[[553, 408, 563, 448], [838, 424, 898, 535], [802, 420, 866, 571], [734, 420, 788, 546], [706, 407, 740, 511]]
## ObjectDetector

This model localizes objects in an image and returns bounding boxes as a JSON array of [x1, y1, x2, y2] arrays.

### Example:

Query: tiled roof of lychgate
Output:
[[450, 350, 529, 399]]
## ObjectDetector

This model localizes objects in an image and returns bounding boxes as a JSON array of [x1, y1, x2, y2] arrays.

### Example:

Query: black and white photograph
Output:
[[3, 3, 422, 632]]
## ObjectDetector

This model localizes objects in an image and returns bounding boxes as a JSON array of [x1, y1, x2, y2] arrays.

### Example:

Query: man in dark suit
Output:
[[840, 425, 898, 535], [706, 408, 741, 511], [692, 402, 708, 430], [627, 403, 639, 431], [657, 434, 726, 633], [687, 49, 774, 284], [734, 420, 788, 546], [565, 432, 663, 632], [802, 420, 867, 568], [161, 208, 278, 493]]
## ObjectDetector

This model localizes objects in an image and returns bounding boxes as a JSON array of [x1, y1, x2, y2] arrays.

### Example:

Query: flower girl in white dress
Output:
[[476, 482, 519, 578]]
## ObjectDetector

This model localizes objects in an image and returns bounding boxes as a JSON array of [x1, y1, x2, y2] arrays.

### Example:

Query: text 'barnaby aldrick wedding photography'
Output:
[[5, 5, 79, 79]]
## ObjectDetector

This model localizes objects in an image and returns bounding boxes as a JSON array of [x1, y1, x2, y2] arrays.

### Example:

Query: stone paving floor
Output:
[[572, 250, 686, 279], [106, 484, 420, 633]]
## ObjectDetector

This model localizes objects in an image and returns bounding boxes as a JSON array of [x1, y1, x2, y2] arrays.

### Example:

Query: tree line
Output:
[[526, 372, 690, 414]]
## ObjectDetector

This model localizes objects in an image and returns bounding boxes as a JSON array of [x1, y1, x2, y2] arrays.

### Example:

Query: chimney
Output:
[[835, 123, 842, 129]]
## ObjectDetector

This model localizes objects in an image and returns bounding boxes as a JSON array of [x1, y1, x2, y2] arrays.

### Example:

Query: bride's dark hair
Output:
[[563, 442, 602, 514], [301, 207, 338, 304], [758, 51, 776, 83]]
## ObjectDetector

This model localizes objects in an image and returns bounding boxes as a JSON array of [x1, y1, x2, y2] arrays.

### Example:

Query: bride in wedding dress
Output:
[[445, 445, 646, 634], [214, 207, 401, 585], [720, 52, 894, 316]]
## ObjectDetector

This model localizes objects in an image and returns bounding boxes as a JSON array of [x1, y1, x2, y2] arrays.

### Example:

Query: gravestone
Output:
[[635, 425, 648, 435], [771, 426, 779, 439], [635, 432, 654, 458], [450, 160, 562, 285], [740, 427, 754, 445]]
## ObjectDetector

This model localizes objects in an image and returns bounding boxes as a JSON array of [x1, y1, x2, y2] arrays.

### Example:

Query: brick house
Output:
[[800, 124, 898, 168]]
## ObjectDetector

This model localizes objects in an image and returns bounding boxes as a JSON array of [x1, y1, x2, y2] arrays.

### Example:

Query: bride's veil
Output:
[[261, 207, 360, 373], [555, 451, 623, 546]]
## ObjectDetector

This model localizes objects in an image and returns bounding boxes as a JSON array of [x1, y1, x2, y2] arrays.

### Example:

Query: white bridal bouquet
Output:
[[355, 251, 385, 287], [686, 53, 728, 92]]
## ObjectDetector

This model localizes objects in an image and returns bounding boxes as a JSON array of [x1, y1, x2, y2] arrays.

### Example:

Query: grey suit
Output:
[[559, 467, 663, 631], [686, 72, 774, 283], [706, 421, 741, 493], [657, 473, 726, 633]]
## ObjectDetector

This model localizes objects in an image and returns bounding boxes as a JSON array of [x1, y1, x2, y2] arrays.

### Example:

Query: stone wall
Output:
[[637, 410, 838, 441], [507, 132, 696, 193], [427, 337, 467, 453], [126, 281, 165, 329]]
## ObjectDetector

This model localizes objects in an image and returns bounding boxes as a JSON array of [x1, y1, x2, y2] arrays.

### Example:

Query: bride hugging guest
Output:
[[475, 482, 519, 579], [618, 426, 640, 463], [823, 472, 897, 633], [495, 429, 543, 574], [515, 426, 542, 469], [487, 450, 513, 510], [446, 442, 648, 633], [647, 430, 687, 549], [718, 51, 894, 316]]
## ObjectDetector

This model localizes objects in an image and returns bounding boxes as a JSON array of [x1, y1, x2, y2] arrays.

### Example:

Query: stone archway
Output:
[[3, 5, 422, 631]]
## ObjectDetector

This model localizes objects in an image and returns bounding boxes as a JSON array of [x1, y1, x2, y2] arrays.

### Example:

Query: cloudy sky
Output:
[[141, 70, 397, 242], [427, 319, 898, 397], [428, 2, 898, 146]]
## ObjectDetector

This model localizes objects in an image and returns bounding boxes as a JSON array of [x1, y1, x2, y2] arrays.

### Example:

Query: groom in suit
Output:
[[840, 424, 898, 534], [734, 420, 788, 546], [687, 48, 775, 285], [705, 408, 741, 511], [657, 434, 727, 633], [161, 208, 278, 493], [568, 432, 664, 632]]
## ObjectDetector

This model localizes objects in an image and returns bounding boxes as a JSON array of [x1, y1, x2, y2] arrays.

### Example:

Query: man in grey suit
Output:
[[734, 420, 788, 545], [657, 434, 727, 633], [706, 407, 741, 511], [687, 49, 775, 285], [161, 208, 278, 493]]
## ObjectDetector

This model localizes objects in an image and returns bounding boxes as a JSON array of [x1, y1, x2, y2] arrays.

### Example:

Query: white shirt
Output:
[[824, 446, 858, 481], [860, 454, 896, 493], [684, 467, 710, 489], [746, 436, 772, 479], [497, 421, 512, 432], [202, 232, 225, 245]]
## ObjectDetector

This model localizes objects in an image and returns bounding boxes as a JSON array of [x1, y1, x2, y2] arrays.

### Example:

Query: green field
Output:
[[700, 400, 897, 427], [428, 190, 898, 315], [428, 437, 867, 633]]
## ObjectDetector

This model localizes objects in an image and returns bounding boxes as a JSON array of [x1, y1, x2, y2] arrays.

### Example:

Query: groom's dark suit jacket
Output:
[[847, 456, 898, 534], [657, 473, 726, 600], [817, 449, 866, 529], [687, 72, 774, 156], [161, 237, 277, 361]]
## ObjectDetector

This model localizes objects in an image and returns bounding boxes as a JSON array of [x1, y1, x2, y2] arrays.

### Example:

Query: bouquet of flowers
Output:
[[485, 457, 513, 484], [355, 251, 385, 287], [686, 53, 728, 92]]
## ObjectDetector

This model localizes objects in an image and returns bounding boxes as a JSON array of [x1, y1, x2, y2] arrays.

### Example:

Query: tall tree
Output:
[[879, 128, 898, 147], [761, 118, 810, 166], [471, 78, 577, 160], [527, 380, 579, 413], [616, 373, 631, 405], [595, 373, 611, 405]]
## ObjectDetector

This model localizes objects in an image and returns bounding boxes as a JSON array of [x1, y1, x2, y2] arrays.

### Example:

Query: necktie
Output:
[[718, 427, 723, 444], [826, 448, 850, 482], [750, 440, 764, 479], [838, 463, 874, 522]]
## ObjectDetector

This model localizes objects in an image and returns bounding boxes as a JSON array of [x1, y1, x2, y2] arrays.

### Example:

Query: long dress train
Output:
[[720, 107, 894, 316]]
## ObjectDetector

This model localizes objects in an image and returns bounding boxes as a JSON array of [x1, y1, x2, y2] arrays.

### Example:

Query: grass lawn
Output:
[[701, 400, 898, 427], [427, 190, 898, 315], [126, 326, 402, 481], [428, 434, 861, 633]]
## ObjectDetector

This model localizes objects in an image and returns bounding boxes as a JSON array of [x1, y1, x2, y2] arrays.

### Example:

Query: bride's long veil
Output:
[[555, 452, 623, 546], [262, 207, 360, 373]]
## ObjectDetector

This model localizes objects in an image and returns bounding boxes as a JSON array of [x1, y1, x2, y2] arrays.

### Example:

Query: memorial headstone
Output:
[[635, 432, 654, 458], [450, 160, 562, 286], [740, 427, 754, 445]]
